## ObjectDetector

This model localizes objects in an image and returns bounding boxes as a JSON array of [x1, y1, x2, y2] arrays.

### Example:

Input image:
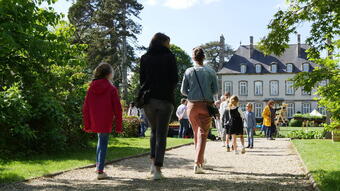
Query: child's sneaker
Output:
[[194, 165, 205, 174], [241, 147, 246, 154], [97, 172, 109, 180]]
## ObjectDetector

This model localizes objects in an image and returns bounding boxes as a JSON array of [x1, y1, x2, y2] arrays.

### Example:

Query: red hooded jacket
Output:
[[82, 79, 123, 133]]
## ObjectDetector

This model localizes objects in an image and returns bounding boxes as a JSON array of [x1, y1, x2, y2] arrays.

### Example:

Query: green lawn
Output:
[[292, 139, 340, 191], [0, 135, 192, 184]]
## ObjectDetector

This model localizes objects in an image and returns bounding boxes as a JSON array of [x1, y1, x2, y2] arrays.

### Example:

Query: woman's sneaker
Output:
[[97, 172, 109, 180], [151, 170, 164, 180], [150, 164, 156, 174], [194, 165, 205, 174]]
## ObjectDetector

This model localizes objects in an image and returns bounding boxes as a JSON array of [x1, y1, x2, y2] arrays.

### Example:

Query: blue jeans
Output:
[[179, 119, 190, 138], [246, 128, 254, 146], [96, 133, 109, 172], [265, 125, 275, 138], [140, 122, 148, 137]]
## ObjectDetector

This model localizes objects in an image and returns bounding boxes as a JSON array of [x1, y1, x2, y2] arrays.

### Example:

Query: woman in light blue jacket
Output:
[[244, 103, 256, 148]]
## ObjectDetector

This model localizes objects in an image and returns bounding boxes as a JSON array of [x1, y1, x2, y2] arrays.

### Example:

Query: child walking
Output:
[[82, 63, 123, 180], [244, 103, 256, 149], [222, 96, 246, 154]]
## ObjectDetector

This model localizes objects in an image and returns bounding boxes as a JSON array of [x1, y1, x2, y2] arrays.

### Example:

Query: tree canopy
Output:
[[259, 0, 340, 128], [200, 41, 233, 72]]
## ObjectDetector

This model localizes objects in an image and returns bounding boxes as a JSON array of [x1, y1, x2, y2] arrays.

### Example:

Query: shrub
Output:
[[287, 130, 324, 139], [289, 119, 303, 127], [112, 116, 140, 137], [293, 113, 325, 120]]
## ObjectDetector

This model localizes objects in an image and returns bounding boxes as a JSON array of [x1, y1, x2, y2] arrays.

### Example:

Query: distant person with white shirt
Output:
[[219, 92, 230, 147], [128, 102, 139, 117], [176, 98, 190, 138]]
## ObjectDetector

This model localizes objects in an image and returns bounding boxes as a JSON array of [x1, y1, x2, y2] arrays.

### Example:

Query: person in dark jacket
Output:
[[140, 33, 178, 180], [82, 63, 123, 180]]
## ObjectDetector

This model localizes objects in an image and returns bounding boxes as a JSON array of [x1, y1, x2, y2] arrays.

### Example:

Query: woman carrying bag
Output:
[[181, 47, 218, 174]]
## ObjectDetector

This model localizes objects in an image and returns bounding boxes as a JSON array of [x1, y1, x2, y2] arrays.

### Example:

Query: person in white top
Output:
[[128, 102, 140, 117], [219, 92, 230, 147], [176, 98, 190, 138]]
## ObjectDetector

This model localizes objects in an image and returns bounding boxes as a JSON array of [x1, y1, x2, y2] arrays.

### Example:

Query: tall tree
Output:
[[200, 41, 233, 72], [258, 0, 339, 128], [68, 0, 143, 98]]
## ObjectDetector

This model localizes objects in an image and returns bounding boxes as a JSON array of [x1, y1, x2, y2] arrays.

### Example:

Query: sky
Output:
[[50, 0, 310, 55]]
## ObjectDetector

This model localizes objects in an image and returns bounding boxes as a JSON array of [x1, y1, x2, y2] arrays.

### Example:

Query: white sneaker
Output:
[[151, 170, 164, 180], [194, 165, 205, 174], [150, 164, 156, 174], [234, 150, 239, 155], [97, 172, 109, 180], [241, 147, 246, 154]]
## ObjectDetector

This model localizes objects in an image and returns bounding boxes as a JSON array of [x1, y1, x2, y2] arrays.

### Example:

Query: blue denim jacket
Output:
[[244, 111, 256, 129], [181, 65, 218, 102]]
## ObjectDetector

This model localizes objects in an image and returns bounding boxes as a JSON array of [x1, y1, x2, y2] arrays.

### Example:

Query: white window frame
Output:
[[271, 63, 278, 73], [239, 81, 248, 96], [287, 103, 295, 118], [270, 80, 279, 96], [254, 103, 263, 118], [286, 63, 293, 73], [240, 64, 247, 73], [286, 81, 295, 95], [223, 81, 233, 95], [302, 88, 311, 95], [240, 103, 247, 112], [317, 106, 327, 116], [302, 63, 310, 72], [302, 103, 311, 114], [254, 81, 263, 96], [255, 64, 262, 73]]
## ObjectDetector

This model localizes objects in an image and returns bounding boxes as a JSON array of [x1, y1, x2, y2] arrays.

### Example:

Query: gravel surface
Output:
[[1, 138, 313, 191]]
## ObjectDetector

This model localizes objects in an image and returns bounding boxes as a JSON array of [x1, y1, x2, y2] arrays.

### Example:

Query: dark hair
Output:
[[224, 92, 231, 98], [181, 98, 187, 104], [94, 62, 113, 79], [193, 47, 205, 63], [267, 100, 275, 106], [149, 33, 170, 49]]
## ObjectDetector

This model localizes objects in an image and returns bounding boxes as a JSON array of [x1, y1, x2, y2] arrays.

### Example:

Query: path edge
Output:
[[3, 141, 194, 185], [290, 139, 321, 191]]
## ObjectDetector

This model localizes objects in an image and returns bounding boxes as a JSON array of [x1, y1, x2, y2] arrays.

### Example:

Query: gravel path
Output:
[[1, 138, 313, 191]]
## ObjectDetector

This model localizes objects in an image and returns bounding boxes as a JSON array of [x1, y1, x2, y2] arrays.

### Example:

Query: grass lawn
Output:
[[0, 135, 192, 184], [292, 139, 340, 191]]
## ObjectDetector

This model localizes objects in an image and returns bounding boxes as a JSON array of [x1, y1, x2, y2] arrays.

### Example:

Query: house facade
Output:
[[217, 35, 326, 119]]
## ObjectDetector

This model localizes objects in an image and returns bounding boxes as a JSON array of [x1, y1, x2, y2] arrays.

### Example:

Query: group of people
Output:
[[127, 102, 149, 137], [214, 93, 257, 154], [82, 32, 278, 181]]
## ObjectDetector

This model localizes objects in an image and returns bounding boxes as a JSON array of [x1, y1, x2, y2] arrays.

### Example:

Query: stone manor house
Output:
[[217, 35, 326, 119]]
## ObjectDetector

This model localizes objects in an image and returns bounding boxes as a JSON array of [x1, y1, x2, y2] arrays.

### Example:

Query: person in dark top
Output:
[[139, 33, 178, 180]]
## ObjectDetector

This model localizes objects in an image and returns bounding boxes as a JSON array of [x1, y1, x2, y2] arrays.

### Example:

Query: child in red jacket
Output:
[[82, 63, 123, 180]]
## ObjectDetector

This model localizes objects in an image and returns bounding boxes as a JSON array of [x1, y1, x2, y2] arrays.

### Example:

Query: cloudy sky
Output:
[[51, 0, 310, 55]]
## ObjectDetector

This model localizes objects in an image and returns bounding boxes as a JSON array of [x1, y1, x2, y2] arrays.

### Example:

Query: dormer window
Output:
[[240, 64, 247, 73], [271, 63, 277, 73], [255, 64, 262, 73], [302, 63, 310, 72], [286, 63, 293, 73]]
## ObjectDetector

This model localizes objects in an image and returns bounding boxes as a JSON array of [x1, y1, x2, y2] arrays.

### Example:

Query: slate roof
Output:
[[218, 44, 316, 74]]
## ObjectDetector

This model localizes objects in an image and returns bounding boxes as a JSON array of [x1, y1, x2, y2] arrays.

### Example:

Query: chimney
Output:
[[249, 36, 254, 58], [297, 34, 301, 58], [219, 34, 225, 70]]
